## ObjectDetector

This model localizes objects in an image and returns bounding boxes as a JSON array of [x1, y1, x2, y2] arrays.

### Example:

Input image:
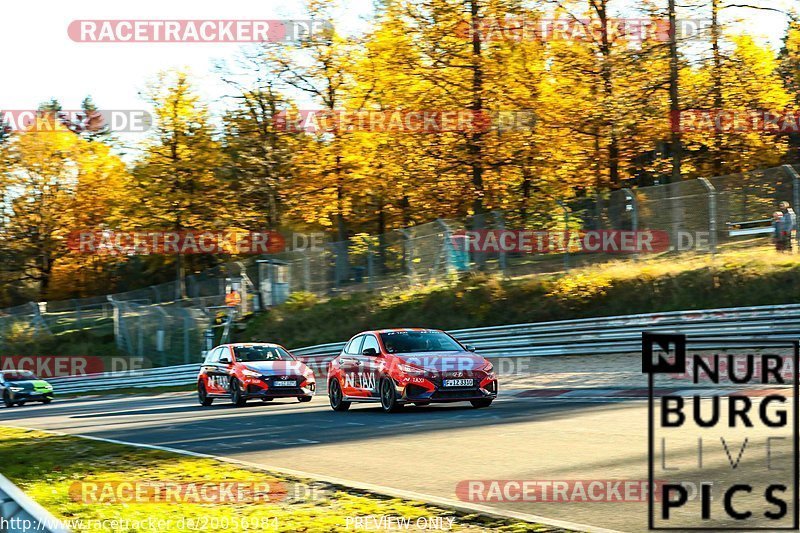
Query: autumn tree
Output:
[[132, 70, 225, 298]]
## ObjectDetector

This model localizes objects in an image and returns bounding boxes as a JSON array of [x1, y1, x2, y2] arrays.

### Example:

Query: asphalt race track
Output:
[[3, 372, 795, 533], [1, 389, 664, 533]]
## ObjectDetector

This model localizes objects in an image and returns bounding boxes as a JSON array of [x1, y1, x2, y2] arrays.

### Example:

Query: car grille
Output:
[[431, 389, 483, 400]]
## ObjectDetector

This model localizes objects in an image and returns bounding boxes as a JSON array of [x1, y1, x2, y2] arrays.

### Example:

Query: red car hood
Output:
[[395, 351, 487, 372], [242, 360, 311, 376]]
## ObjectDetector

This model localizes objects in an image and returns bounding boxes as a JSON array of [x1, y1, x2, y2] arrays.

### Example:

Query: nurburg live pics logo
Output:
[[642, 333, 799, 530]]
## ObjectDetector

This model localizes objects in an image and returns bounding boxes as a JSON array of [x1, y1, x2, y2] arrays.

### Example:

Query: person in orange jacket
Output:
[[225, 289, 242, 308]]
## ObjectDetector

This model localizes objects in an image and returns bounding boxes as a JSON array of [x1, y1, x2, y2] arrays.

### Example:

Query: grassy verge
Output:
[[0, 427, 561, 532], [240, 245, 800, 348]]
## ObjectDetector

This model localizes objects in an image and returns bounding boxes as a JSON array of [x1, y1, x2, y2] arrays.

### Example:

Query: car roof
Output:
[[362, 328, 444, 335], [224, 342, 283, 348]]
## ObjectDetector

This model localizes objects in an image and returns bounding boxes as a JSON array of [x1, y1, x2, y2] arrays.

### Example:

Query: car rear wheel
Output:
[[198, 382, 213, 406], [470, 398, 493, 408], [380, 378, 403, 413], [297, 396, 312, 403], [3, 391, 13, 408], [328, 380, 350, 411], [230, 378, 247, 407]]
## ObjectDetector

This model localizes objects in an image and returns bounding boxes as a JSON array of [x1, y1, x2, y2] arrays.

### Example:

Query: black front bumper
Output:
[[244, 379, 315, 399], [10, 391, 53, 401], [402, 380, 497, 403]]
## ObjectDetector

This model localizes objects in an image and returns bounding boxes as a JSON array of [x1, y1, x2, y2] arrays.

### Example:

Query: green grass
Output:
[[239, 245, 800, 348], [0, 427, 562, 532]]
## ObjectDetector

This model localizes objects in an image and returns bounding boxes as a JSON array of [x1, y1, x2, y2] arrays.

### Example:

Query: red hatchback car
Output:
[[327, 328, 497, 412], [198, 343, 316, 407]]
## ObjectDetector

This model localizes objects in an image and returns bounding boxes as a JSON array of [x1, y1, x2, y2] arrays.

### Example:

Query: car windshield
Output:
[[233, 345, 294, 362], [379, 331, 464, 354], [3, 371, 37, 382]]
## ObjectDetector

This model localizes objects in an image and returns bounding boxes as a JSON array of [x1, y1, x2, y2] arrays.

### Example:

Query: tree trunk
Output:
[[668, 0, 682, 184], [711, 0, 723, 176]]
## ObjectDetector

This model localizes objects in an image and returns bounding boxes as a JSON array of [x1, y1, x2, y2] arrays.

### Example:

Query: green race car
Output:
[[1, 370, 54, 407]]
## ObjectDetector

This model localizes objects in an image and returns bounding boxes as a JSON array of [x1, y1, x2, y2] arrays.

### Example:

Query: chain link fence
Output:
[[2, 164, 798, 365]]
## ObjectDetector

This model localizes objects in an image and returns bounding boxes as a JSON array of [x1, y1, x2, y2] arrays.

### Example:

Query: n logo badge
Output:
[[642, 332, 686, 374]]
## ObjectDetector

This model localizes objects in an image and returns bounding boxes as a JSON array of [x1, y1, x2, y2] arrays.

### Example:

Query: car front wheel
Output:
[[380, 378, 403, 413], [328, 380, 350, 412], [3, 391, 13, 408], [230, 378, 247, 407]]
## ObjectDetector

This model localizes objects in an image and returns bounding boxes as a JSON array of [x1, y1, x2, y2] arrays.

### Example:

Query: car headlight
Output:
[[398, 364, 424, 375], [9, 387, 23, 392], [242, 369, 262, 378]]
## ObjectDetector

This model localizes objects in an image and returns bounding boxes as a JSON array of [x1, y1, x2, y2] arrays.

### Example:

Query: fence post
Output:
[[73, 299, 82, 329], [182, 308, 193, 365], [303, 254, 311, 292], [621, 188, 639, 259], [783, 165, 800, 250], [397, 229, 414, 282], [698, 177, 717, 255], [493, 211, 507, 275], [435, 219, 454, 278], [556, 201, 570, 270], [367, 242, 375, 290]]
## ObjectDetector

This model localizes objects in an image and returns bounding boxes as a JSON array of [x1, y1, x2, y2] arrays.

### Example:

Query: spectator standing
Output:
[[778, 201, 797, 253], [773, 211, 784, 251]]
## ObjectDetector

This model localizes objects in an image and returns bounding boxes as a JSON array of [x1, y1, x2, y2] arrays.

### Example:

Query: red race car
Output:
[[197, 343, 316, 407], [327, 328, 497, 412]]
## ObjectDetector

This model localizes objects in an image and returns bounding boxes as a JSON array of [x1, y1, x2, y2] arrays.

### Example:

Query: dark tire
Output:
[[328, 380, 350, 411], [3, 391, 13, 408], [41, 397, 52, 404], [198, 382, 213, 406], [230, 378, 247, 407], [380, 378, 403, 413], [470, 398, 493, 408], [297, 396, 312, 403]]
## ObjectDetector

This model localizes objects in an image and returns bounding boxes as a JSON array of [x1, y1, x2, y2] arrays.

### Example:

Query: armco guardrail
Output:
[[45, 304, 800, 394], [0, 473, 70, 532]]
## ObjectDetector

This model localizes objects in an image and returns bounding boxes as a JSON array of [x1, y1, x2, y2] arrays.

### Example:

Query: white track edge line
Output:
[[7, 424, 623, 533]]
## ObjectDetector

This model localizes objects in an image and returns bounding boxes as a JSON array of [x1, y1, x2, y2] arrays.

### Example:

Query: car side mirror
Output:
[[465, 345, 477, 352], [219, 357, 231, 364], [362, 347, 379, 356]]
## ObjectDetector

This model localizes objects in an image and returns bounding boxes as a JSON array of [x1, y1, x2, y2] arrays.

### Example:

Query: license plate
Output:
[[443, 379, 473, 387], [273, 380, 297, 387]]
